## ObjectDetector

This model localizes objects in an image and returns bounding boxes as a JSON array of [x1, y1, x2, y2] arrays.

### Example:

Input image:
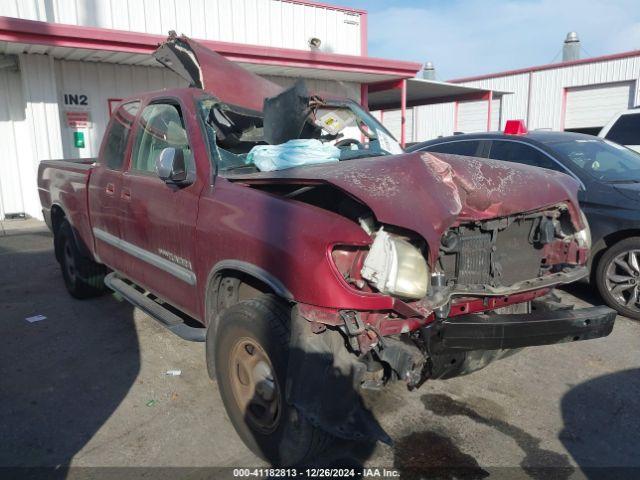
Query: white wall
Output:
[[407, 54, 640, 141], [0, 52, 363, 220], [0, 66, 28, 217], [413, 102, 456, 140], [0, 0, 363, 56], [55, 59, 185, 159], [459, 73, 530, 130], [458, 55, 640, 132]]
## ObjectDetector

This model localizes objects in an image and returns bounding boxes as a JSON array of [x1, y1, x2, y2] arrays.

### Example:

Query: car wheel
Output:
[[213, 294, 329, 466], [596, 237, 640, 320], [56, 220, 106, 299]]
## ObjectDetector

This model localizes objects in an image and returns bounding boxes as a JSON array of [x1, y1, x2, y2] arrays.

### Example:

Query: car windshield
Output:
[[551, 138, 640, 182], [198, 97, 402, 173]]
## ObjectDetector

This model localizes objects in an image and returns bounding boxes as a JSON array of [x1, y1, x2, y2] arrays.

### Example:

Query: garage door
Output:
[[564, 82, 634, 130], [456, 98, 500, 133]]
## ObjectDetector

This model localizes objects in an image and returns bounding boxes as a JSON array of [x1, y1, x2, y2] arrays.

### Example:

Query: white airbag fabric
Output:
[[249, 139, 340, 172]]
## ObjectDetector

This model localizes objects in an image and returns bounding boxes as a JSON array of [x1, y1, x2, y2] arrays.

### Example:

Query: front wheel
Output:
[[212, 295, 329, 466], [595, 237, 640, 320]]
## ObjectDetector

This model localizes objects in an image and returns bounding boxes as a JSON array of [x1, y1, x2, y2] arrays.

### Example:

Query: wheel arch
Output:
[[204, 260, 294, 379], [51, 204, 94, 262], [590, 229, 640, 281]]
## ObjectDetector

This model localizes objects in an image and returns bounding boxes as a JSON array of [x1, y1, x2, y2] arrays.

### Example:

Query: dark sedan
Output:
[[408, 125, 640, 320]]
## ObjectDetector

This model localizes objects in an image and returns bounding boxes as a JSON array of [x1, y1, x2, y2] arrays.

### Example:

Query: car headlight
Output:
[[575, 210, 591, 249], [360, 228, 429, 300]]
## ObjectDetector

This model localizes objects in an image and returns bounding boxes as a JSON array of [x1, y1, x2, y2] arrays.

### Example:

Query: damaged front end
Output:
[[287, 202, 614, 443]]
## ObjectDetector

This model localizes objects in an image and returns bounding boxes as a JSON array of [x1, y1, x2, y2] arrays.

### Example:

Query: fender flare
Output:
[[206, 259, 294, 305], [51, 204, 93, 261], [204, 259, 294, 332], [204, 259, 294, 380]]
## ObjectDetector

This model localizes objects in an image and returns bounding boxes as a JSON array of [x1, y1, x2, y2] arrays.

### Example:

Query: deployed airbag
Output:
[[248, 139, 340, 172]]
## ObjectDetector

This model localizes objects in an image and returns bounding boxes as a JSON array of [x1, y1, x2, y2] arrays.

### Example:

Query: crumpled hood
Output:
[[154, 34, 283, 112], [229, 151, 582, 260]]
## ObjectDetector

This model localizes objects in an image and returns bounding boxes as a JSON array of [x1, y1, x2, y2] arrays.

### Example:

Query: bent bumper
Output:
[[437, 305, 616, 351]]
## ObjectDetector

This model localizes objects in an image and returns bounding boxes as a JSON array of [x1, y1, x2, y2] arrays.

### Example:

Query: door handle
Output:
[[121, 188, 131, 201], [105, 183, 115, 195]]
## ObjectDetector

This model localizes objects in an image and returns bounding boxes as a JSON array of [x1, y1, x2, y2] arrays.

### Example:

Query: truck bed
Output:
[[37, 158, 96, 255]]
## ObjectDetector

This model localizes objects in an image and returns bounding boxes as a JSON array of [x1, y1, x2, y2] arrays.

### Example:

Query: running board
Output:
[[104, 273, 206, 342]]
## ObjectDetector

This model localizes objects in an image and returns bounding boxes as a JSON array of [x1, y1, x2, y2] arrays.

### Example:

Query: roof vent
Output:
[[422, 61, 436, 80], [563, 32, 580, 62]]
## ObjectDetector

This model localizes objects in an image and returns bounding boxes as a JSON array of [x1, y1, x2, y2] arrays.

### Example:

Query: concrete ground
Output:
[[1, 219, 639, 478]]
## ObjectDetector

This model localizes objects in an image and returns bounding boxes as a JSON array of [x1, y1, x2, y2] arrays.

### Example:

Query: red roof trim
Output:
[[449, 49, 640, 83], [0, 17, 419, 78]]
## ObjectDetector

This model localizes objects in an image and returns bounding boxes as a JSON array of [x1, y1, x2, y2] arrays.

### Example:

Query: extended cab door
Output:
[[88, 100, 140, 270], [119, 100, 202, 316]]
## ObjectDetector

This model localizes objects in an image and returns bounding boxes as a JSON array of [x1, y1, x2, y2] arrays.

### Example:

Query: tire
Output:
[[595, 237, 640, 320], [213, 295, 329, 466], [55, 220, 106, 299]]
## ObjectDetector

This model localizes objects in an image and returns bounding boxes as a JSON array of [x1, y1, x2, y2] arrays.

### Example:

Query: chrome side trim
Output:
[[93, 228, 196, 286]]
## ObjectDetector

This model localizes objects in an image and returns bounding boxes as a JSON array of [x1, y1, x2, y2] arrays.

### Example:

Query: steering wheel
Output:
[[335, 138, 364, 149]]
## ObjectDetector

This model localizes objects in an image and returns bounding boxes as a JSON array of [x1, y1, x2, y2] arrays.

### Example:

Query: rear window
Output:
[[605, 113, 640, 145], [102, 101, 140, 170], [423, 140, 482, 156]]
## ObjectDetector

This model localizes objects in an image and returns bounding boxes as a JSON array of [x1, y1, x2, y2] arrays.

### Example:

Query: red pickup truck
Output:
[[38, 35, 615, 465]]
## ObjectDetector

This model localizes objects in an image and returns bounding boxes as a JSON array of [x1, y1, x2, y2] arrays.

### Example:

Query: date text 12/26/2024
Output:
[[232, 468, 400, 477]]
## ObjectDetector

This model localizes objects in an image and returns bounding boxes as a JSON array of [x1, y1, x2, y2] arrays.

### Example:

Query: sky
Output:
[[334, 0, 640, 80]]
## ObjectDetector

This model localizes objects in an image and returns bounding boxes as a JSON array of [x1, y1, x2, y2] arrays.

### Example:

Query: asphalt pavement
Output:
[[1, 219, 639, 478]]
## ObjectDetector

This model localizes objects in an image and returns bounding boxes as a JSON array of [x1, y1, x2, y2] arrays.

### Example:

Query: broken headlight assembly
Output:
[[575, 210, 592, 249], [360, 229, 429, 300]]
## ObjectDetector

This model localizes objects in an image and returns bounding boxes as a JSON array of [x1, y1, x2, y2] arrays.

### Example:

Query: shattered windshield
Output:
[[198, 93, 402, 174]]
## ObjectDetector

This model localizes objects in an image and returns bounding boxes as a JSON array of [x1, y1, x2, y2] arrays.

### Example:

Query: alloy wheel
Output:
[[604, 249, 640, 312]]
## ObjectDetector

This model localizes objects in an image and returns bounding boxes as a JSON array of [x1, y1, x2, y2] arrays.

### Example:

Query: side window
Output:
[[131, 103, 193, 173], [102, 101, 139, 170], [423, 140, 482, 156], [605, 114, 640, 145], [489, 141, 560, 171]]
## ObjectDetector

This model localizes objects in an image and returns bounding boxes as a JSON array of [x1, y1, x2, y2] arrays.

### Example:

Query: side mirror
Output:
[[155, 147, 194, 186]]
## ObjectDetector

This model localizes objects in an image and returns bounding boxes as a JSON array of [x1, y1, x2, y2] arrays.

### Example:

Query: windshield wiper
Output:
[[606, 179, 640, 184]]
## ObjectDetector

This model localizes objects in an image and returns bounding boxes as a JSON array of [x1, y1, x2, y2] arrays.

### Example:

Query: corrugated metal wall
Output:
[[0, 0, 366, 220], [458, 56, 640, 132], [0, 66, 27, 217], [0, 52, 362, 220], [413, 103, 456, 140], [0, 0, 363, 55], [55, 59, 185, 158], [459, 73, 530, 130], [409, 55, 640, 141], [371, 109, 413, 142]]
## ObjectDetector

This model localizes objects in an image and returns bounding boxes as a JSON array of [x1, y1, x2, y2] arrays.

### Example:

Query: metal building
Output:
[[390, 34, 640, 144], [0, 0, 425, 220]]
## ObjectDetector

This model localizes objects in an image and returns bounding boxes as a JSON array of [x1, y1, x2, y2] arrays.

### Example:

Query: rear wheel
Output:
[[595, 237, 640, 320], [56, 220, 106, 299], [212, 295, 329, 465]]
